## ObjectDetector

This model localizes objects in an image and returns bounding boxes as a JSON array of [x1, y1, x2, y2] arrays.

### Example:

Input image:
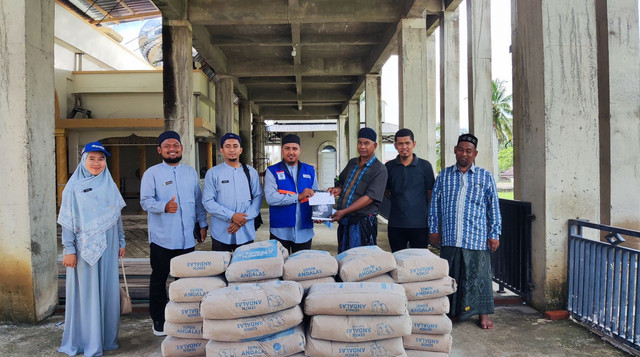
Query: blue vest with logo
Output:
[[267, 161, 315, 229]]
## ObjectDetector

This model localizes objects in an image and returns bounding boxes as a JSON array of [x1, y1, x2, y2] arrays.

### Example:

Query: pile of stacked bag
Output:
[[303, 246, 411, 357], [158, 242, 457, 357], [161, 251, 230, 356], [392, 249, 457, 356]]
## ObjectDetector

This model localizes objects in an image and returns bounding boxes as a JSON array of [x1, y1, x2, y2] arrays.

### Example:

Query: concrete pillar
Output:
[[239, 100, 253, 166], [365, 74, 383, 160], [162, 18, 195, 167], [347, 100, 360, 159], [440, 9, 461, 170], [0, 0, 57, 322], [55, 129, 68, 209], [337, 115, 349, 170], [512, 0, 600, 311], [467, 0, 496, 175], [398, 18, 429, 163], [425, 34, 438, 167], [253, 115, 266, 173], [597, 0, 640, 243], [215, 75, 234, 164]]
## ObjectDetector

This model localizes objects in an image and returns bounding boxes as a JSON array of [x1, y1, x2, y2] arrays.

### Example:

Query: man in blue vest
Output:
[[264, 134, 319, 253]]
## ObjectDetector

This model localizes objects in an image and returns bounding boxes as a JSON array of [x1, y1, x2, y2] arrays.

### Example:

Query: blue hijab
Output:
[[58, 152, 126, 266]]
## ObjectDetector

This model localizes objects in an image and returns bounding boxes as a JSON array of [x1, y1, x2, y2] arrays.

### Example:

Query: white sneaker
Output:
[[152, 321, 166, 337]]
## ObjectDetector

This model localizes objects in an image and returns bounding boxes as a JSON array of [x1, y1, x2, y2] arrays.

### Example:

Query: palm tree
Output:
[[492, 79, 513, 148]]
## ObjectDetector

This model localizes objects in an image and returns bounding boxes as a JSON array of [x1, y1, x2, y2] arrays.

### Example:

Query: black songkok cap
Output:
[[220, 132, 242, 147], [158, 131, 181, 146], [457, 133, 478, 148], [358, 127, 377, 142], [281, 134, 301, 146]]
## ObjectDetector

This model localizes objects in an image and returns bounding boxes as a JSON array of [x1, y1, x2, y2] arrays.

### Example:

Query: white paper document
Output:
[[309, 191, 335, 221], [308, 191, 335, 206]]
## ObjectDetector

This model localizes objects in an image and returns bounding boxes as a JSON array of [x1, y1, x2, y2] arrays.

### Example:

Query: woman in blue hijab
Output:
[[58, 142, 126, 357]]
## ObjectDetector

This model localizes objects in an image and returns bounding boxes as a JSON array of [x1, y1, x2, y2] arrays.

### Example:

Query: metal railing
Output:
[[568, 219, 640, 351], [491, 199, 533, 301]]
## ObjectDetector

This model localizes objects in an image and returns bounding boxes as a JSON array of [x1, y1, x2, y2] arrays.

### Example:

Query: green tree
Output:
[[492, 79, 513, 148]]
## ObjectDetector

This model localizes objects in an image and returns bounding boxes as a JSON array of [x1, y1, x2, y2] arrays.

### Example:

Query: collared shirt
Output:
[[140, 162, 207, 250], [202, 162, 263, 245], [264, 162, 319, 243], [385, 154, 435, 228], [337, 155, 388, 217], [428, 164, 502, 250]]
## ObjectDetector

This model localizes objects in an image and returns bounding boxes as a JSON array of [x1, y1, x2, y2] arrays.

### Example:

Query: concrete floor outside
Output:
[[0, 210, 633, 356]]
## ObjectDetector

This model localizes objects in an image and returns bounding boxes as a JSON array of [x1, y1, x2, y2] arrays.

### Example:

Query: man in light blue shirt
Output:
[[203, 133, 263, 252], [140, 131, 208, 336], [264, 134, 318, 254], [428, 133, 501, 330]]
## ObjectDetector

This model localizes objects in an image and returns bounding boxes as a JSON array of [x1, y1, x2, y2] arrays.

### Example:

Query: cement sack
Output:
[[336, 246, 397, 282], [228, 278, 281, 287], [168, 276, 226, 302], [164, 321, 203, 339], [360, 273, 395, 284], [201, 280, 303, 319], [305, 333, 405, 357], [410, 314, 452, 335], [297, 276, 335, 294], [403, 277, 457, 300], [225, 240, 284, 282], [165, 301, 202, 323], [205, 325, 305, 356], [282, 249, 338, 281], [310, 312, 412, 342], [304, 282, 407, 316], [202, 305, 304, 342], [407, 296, 450, 315], [405, 350, 449, 357], [169, 251, 230, 278], [161, 336, 207, 357], [402, 333, 452, 353], [391, 249, 449, 283]]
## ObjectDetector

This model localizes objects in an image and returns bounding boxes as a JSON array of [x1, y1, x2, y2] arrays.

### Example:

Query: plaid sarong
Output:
[[440, 246, 494, 320]]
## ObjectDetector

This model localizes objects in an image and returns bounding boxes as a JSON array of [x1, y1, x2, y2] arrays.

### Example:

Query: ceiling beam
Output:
[[151, 0, 186, 20], [210, 34, 381, 47], [251, 88, 350, 102], [192, 24, 229, 74], [260, 106, 342, 117], [229, 58, 364, 77], [90, 11, 162, 24], [189, 0, 402, 25]]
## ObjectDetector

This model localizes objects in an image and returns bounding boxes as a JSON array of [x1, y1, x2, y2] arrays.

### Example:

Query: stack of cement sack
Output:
[[304, 282, 411, 357], [199, 240, 306, 356], [282, 249, 338, 293], [201, 280, 306, 356], [161, 251, 231, 357], [392, 249, 456, 356]]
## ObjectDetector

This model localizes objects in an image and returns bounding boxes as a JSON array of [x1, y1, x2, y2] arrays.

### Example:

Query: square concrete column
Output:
[[597, 0, 640, 242], [347, 100, 360, 159], [398, 18, 429, 161], [365, 74, 383, 159], [467, 0, 496, 175], [338, 115, 349, 170], [215, 75, 235, 164], [252, 115, 266, 173], [440, 9, 461, 170], [0, 0, 58, 322], [239, 100, 253, 166], [162, 18, 195, 167], [425, 33, 438, 167], [512, 0, 600, 311]]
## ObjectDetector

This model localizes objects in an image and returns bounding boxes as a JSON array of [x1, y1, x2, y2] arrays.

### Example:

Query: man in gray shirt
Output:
[[385, 128, 435, 252], [329, 128, 388, 253]]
